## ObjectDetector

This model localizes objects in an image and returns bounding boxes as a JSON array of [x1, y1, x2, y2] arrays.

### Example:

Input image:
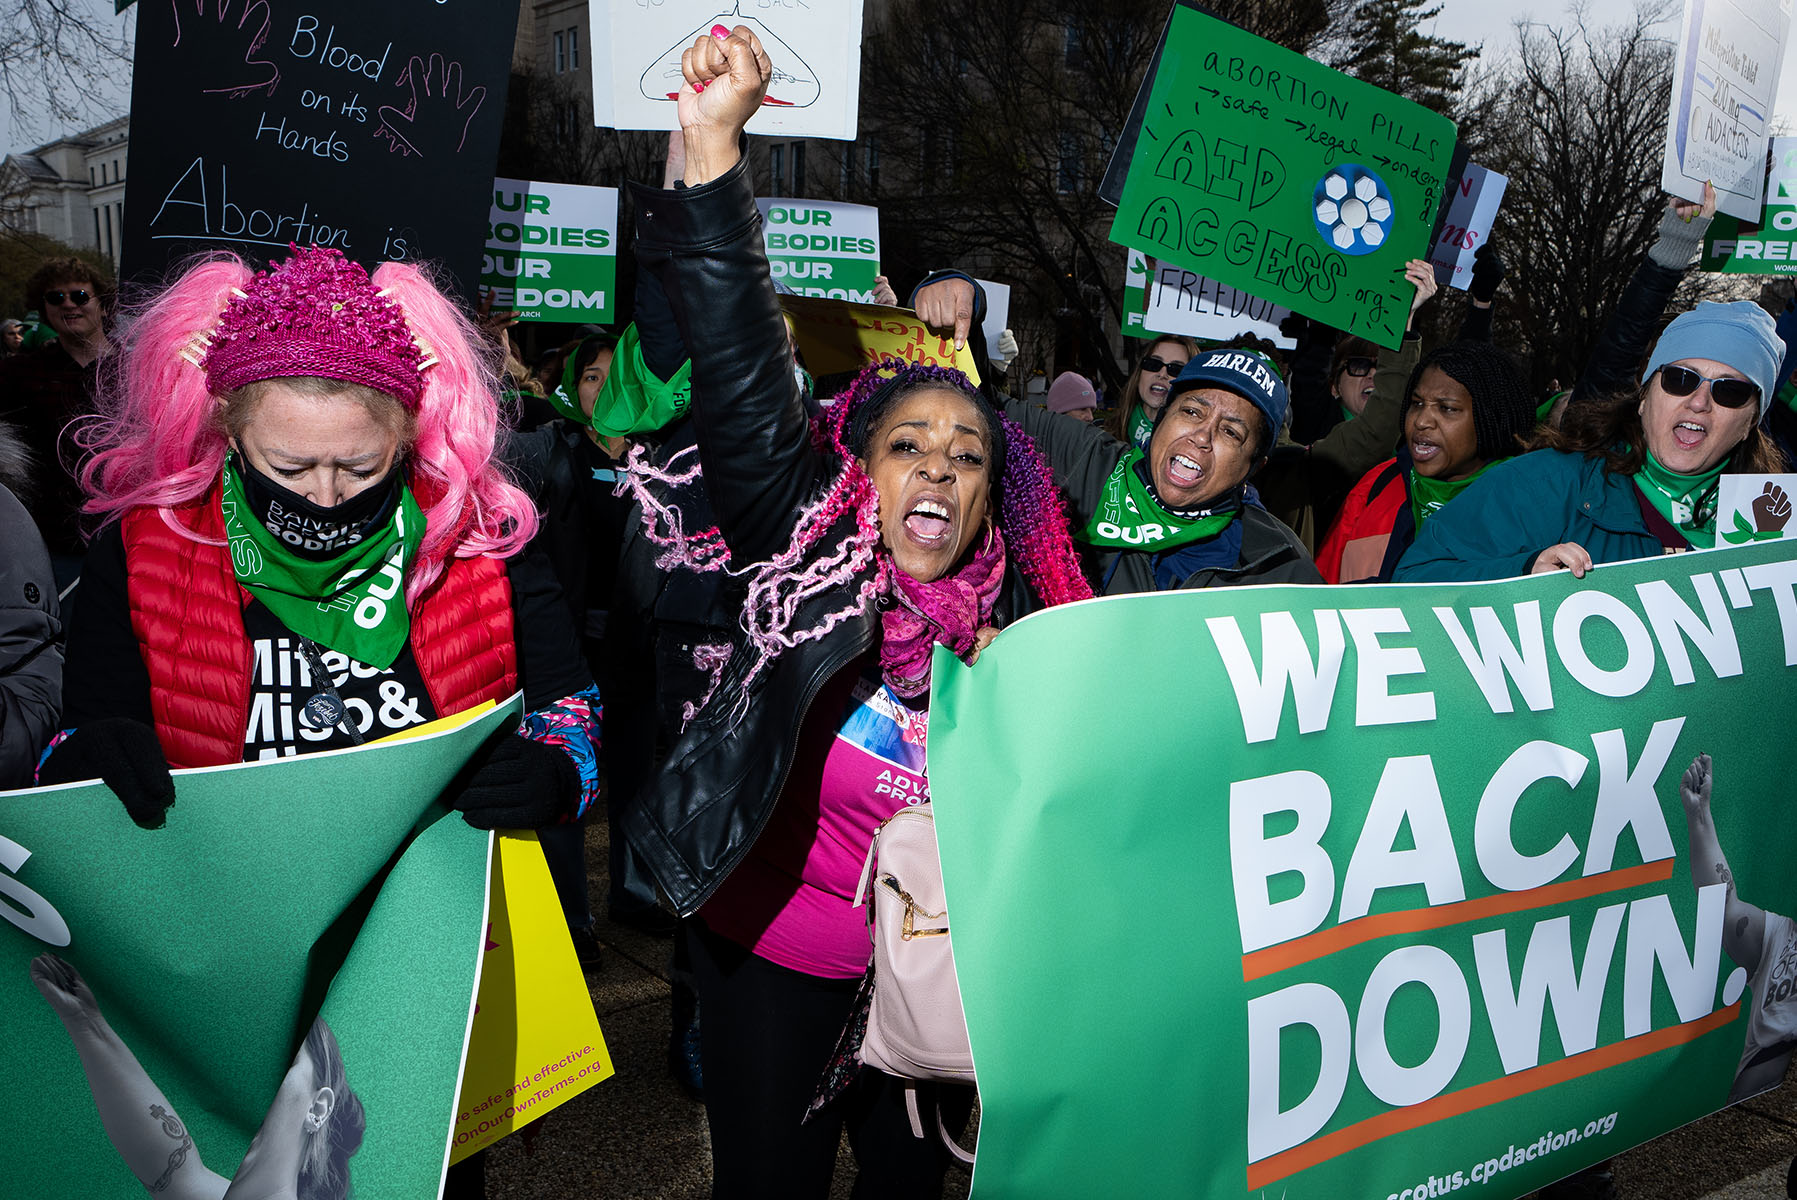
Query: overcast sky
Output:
[[5, 1, 1797, 156]]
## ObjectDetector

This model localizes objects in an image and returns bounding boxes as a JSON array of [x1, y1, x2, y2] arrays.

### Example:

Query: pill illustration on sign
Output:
[[1314, 167, 1395, 255]]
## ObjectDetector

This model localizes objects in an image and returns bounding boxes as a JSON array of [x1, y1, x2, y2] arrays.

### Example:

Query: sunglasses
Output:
[[1141, 355, 1187, 376], [44, 289, 93, 307], [1657, 365, 1759, 409], [1339, 356, 1375, 378]]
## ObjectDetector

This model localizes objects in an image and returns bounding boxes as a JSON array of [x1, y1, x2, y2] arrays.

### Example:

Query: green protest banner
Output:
[[1702, 138, 1797, 274], [1108, 5, 1456, 350], [930, 543, 1797, 1199], [482, 179, 619, 321], [0, 699, 517, 1198], [756, 197, 881, 301]]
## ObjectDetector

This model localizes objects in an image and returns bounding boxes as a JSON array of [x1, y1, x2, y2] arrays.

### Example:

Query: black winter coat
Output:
[[617, 159, 1026, 915]]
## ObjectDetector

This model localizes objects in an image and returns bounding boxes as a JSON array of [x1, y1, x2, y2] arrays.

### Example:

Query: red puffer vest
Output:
[[121, 482, 517, 768]]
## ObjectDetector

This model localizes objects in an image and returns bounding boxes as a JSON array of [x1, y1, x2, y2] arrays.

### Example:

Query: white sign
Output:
[[1145, 265, 1294, 348], [1429, 163, 1508, 290], [1663, 0, 1792, 221], [975, 278, 1011, 361], [1719, 474, 1797, 542], [755, 197, 881, 300], [588, 0, 866, 140]]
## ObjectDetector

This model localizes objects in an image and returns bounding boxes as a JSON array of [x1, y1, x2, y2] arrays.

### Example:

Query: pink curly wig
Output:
[[78, 251, 537, 605], [620, 360, 1092, 721]]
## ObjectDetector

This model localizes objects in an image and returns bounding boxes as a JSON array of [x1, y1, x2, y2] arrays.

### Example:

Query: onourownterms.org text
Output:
[[1383, 1112, 1620, 1199]]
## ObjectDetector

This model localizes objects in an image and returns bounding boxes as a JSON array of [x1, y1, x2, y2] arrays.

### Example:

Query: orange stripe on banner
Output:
[[1243, 1003, 1741, 1192], [1242, 861, 1677, 983]]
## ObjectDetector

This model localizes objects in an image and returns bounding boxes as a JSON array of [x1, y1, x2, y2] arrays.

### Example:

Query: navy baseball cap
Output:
[[1168, 348, 1290, 446]]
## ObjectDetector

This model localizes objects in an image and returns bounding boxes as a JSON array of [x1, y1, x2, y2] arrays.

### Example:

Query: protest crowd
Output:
[[3, 5, 1797, 1200]]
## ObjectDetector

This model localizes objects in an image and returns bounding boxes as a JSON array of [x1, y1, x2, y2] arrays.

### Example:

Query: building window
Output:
[[788, 141, 806, 196], [89, 167, 96, 184], [1058, 130, 1081, 194], [568, 27, 579, 70], [93, 210, 102, 250], [1064, 24, 1085, 68], [113, 158, 120, 180], [770, 144, 785, 195], [554, 31, 565, 74]]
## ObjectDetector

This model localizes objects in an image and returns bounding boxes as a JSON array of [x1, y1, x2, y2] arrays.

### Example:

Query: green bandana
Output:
[[1408, 461, 1493, 531], [1128, 405, 1155, 451], [551, 325, 692, 435], [1079, 448, 1237, 550], [1634, 451, 1724, 549], [221, 460, 424, 668]]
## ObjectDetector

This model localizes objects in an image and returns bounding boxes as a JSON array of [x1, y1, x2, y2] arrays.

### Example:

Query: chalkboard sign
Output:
[[121, 0, 520, 302]]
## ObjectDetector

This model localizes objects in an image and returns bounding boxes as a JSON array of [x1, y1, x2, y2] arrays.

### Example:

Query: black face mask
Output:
[[232, 451, 404, 560]]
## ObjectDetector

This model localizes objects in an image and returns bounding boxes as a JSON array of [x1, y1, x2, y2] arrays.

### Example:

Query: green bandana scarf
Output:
[[1128, 405, 1156, 451], [221, 459, 424, 668], [550, 325, 692, 435], [1079, 448, 1237, 550], [1634, 450, 1725, 549], [1408, 461, 1494, 531]]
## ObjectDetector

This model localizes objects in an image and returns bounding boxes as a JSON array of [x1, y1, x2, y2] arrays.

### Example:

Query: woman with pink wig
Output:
[[37, 245, 601, 848], [614, 28, 1091, 1198]]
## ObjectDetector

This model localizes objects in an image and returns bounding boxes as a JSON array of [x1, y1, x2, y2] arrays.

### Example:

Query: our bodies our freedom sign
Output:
[[1703, 137, 1797, 273], [757, 198, 882, 301], [481, 178, 619, 322], [122, 0, 518, 300], [1108, 4, 1456, 349], [0, 703, 517, 1198], [930, 541, 1797, 1199]]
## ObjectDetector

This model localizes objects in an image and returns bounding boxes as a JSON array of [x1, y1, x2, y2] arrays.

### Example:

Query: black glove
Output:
[[451, 735, 578, 830], [36, 719, 176, 830], [1469, 242, 1507, 304], [1278, 312, 1312, 342]]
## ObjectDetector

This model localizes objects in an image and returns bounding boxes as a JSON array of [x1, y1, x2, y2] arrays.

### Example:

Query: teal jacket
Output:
[[1393, 449, 1663, 582]]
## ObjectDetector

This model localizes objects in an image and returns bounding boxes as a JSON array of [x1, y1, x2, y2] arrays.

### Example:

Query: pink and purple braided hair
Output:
[[618, 361, 1092, 722]]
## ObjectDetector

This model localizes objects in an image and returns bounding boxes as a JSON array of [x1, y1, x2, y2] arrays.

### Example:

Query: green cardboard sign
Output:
[[1108, 6, 1457, 349], [482, 179, 618, 322], [0, 699, 516, 1198], [1702, 138, 1797, 275], [931, 542, 1797, 1199], [756, 197, 882, 301]]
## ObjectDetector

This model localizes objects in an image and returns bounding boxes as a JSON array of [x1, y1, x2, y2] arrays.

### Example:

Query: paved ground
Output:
[[484, 820, 1796, 1200]]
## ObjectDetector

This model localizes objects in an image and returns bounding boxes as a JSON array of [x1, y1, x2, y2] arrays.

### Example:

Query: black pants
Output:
[[688, 920, 968, 1200]]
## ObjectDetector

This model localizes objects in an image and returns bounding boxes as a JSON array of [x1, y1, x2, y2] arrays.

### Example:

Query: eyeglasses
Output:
[[1340, 356, 1375, 378], [44, 289, 92, 307], [1657, 365, 1759, 409], [1140, 355, 1187, 376]]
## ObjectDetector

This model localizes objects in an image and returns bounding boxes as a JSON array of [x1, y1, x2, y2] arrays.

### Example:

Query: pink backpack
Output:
[[853, 803, 976, 1162]]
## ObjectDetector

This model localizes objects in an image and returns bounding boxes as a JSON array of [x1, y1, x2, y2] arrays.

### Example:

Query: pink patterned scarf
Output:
[[878, 524, 1008, 699]]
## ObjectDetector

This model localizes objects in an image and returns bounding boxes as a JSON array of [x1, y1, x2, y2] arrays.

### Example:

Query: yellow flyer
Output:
[[780, 294, 982, 384], [449, 831, 612, 1161]]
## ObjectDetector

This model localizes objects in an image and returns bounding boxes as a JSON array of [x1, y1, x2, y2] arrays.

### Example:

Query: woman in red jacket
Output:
[[39, 245, 600, 838], [1317, 341, 1536, 584]]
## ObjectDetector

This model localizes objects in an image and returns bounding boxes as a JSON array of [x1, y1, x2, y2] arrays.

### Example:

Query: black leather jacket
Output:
[[616, 158, 883, 916], [619, 159, 1032, 916]]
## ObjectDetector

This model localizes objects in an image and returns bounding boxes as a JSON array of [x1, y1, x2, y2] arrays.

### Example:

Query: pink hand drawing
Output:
[[373, 54, 487, 159], [171, 0, 281, 99]]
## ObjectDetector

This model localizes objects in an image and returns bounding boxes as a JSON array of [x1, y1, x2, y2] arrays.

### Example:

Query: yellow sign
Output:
[[780, 294, 982, 385], [449, 831, 612, 1162]]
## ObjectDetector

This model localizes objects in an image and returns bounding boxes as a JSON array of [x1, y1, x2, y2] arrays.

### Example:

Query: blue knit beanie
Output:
[[1642, 300, 1784, 423], [1169, 348, 1290, 449]]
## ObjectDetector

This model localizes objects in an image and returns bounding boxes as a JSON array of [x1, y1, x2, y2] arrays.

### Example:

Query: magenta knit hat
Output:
[[201, 246, 428, 408], [1046, 371, 1096, 414]]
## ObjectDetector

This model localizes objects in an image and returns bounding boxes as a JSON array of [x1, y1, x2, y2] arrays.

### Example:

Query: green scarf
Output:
[[1078, 448, 1237, 550], [220, 459, 424, 668], [1408, 461, 1494, 531], [1633, 450, 1724, 549], [1128, 405, 1155, 451], [550, 325, 692, 435]]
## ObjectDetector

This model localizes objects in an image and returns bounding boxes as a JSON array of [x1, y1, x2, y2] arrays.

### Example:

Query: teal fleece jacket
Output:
[[1393, 449, 1664, 582]]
